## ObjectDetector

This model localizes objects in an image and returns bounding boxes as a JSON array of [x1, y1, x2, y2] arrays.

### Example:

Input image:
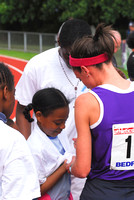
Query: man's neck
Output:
[[58, 48, 72, 69]]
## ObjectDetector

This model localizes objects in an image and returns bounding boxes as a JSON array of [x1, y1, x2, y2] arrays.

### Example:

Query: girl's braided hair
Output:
[[0, 62, 14, 90]]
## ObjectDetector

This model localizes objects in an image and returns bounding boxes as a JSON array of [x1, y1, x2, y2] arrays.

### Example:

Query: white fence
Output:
[[0, 30, 57, 53], [0, 30, 131, 69]]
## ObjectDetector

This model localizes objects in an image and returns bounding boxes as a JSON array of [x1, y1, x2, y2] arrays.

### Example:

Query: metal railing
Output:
[[0, 30, 131, 70], [0, 30, 57, 53]]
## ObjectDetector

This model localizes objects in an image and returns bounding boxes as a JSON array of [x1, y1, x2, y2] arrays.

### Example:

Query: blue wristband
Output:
[[69, 165, 72, 173]]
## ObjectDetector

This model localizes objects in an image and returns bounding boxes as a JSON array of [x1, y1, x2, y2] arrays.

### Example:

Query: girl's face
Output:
[[37, 106, 69, 137]]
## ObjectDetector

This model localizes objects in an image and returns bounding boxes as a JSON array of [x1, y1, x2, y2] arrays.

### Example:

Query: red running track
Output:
[[0, 55, 28, 120]]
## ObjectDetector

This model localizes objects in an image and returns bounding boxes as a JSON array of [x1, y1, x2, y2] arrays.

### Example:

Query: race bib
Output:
[[110, 123, 134, 170]]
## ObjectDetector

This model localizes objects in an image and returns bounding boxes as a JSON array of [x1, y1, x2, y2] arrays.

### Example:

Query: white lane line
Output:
[[4, 63, 23, 74], [0, 54, 28, 62]]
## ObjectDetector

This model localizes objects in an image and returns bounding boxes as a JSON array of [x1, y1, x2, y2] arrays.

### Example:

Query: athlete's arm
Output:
[[70, 93, 99, 178], [16, 102, 31, 139]]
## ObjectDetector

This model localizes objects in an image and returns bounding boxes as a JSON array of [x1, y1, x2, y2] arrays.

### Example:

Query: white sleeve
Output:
[[15, 59, 38, 105], [31, 153, 47, 185], [1, 136, 40, 200]]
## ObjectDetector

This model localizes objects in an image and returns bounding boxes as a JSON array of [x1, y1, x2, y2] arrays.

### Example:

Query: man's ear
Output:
[[57, 36, 60, 46], [35, 111, 42, 123], [3, 86, 8, 100], [81, 66, 89, 74]]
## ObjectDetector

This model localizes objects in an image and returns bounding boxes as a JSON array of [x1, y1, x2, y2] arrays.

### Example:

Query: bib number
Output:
[[110, 123, 134, 170]]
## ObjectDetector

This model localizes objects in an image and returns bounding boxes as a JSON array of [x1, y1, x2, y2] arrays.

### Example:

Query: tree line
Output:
[[0, 0, 134, 38]]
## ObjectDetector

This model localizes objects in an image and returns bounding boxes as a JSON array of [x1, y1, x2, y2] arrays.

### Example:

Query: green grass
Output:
[[0, 49, 37, 60]]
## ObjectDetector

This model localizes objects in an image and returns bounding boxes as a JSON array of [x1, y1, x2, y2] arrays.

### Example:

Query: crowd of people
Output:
[[0, 18, 134, 200]]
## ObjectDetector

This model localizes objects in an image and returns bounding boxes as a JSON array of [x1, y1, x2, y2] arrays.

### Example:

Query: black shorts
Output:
[[80, 178, 134, 200]]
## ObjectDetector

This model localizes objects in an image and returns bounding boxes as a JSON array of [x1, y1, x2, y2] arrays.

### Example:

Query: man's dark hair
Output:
[[59, 19, 92, 48]]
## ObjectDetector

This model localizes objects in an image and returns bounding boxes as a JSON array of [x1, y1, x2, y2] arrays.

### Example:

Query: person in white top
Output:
[[0, 63, 40, 200], [15, 18, 92, 200], [24, 88, 74, 200]]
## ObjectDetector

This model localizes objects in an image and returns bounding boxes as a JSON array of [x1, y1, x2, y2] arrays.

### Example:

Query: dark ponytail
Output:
[[23, 103, 34, 122]]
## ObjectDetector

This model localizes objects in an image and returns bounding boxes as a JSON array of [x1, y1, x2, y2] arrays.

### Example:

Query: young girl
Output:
[[0, 62, 40, 199], [24, 88, 74, 200], [68, 23, 134, 199]]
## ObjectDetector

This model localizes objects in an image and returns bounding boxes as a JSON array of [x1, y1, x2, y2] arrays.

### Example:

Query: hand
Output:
[[62, 159, 68, 172], [66, 156, 75, 173]]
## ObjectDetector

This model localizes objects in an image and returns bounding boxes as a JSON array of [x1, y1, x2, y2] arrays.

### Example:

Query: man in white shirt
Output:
[[15, 19, 92, 200]]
